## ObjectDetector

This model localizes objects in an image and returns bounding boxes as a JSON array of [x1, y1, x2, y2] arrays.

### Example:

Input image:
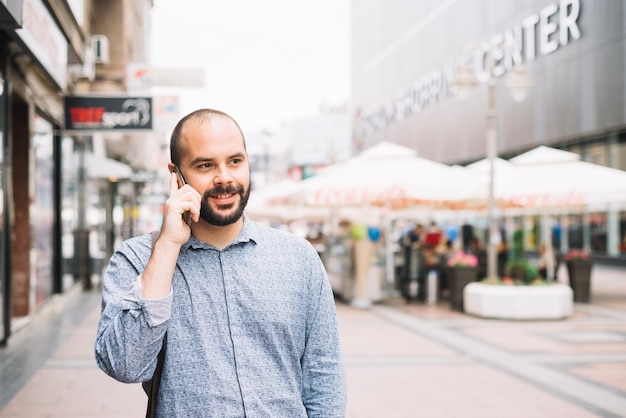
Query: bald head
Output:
[[170, 109, 246, 166]]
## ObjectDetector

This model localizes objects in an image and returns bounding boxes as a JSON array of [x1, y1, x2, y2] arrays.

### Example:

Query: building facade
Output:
[[351, 0, 626, 263], [0, 0, 153, 345]]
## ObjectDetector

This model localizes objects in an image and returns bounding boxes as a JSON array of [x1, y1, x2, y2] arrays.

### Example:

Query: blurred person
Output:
[[403, 223, 423, 248], [437, 239, 456, 295], [424, 221, 443, 248], [461, 222, 474, 253], [400, 222, 424, 301], [94, 109, 346, 417], [497, 240, 509, 278], [445, 223, 458, 245], [437, 239, 456, 266], [470, 237, 488, 279], [538, 243, 556, 279], [421, 227, 445, 302]]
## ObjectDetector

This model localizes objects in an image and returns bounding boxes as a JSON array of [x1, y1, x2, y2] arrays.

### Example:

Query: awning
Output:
[[85, 154, 133, 180]]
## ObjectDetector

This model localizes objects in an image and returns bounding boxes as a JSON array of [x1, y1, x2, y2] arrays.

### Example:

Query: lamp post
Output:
[[454, 63, 532, 280], [485, 79, 497, 281]]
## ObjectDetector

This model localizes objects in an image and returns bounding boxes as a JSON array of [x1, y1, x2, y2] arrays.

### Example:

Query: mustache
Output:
[[205, 184, 243, 196]]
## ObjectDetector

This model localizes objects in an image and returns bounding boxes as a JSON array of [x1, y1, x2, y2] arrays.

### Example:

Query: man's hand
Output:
[[161, 171, 201, 245]]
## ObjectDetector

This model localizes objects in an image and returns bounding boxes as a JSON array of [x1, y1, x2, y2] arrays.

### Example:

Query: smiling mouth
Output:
[[208, 186, 241, 206], [210, 193, 237, 207], [212, 192, 235, 199]]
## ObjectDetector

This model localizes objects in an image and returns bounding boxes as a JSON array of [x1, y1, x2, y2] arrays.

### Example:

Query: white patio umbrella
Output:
[[500, 146, 626, 209], [466, 157, 517, 175], [469, 146, 626, 279], [465, 147, 626, 209], [246, 178, 331, 221], [285, 141, 487, 211]]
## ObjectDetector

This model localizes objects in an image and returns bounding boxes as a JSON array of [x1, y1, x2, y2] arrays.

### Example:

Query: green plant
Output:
[[504, 229, 539, 285]]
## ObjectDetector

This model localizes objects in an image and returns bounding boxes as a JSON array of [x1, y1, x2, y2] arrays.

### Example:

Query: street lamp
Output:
[[454, 63, 532, 280], [485, 78, 498, 280]]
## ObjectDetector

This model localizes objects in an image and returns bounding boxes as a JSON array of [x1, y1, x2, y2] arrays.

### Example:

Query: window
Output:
[[32, 114, 55, 306]]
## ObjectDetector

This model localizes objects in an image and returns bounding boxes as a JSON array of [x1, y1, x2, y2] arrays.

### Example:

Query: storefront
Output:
[[0, 0, 86, 344], [0, 0, 23, 345], [62, 95, 154, 284]]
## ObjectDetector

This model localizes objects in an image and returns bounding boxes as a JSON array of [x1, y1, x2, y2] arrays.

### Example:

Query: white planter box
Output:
[[464, 282, 573, 320]]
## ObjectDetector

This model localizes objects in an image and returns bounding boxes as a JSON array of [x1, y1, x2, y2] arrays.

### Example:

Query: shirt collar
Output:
[[183, 215, 259, 251]]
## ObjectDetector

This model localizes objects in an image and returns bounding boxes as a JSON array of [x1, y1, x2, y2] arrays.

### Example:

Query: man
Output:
[[95, 109, 346, 417]]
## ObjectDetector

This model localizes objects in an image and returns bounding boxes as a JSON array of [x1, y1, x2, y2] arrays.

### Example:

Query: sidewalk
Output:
[[341, 264, 626, 417], [0, 283, 146, 418], [0, 265, 625, 417]]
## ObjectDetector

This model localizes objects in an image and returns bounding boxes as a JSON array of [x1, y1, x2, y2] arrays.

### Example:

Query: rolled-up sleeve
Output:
[[125, 276, 173, 327]]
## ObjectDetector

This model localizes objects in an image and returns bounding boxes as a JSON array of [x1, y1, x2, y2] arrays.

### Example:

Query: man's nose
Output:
[[214, 165, 234, 184]]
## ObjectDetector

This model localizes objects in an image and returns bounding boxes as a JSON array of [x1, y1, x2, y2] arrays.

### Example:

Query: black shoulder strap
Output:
[[146, 230, 165, 418], [146, 336, 166, 418]]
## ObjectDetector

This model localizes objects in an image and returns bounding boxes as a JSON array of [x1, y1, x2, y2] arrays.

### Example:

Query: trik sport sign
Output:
[[64, 96, 153, 131]]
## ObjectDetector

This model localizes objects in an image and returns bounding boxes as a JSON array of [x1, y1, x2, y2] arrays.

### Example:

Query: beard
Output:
[[199, 183, 250, 226]]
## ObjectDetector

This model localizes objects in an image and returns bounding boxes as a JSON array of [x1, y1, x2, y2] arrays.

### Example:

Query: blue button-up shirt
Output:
[[95, 217, 346, 417]]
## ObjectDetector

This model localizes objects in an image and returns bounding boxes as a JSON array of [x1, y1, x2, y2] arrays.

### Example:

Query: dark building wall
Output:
[[10, 94, 29, 317]]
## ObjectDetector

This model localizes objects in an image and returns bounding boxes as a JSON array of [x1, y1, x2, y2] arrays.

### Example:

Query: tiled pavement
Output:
[[0, 265, 625, 417]]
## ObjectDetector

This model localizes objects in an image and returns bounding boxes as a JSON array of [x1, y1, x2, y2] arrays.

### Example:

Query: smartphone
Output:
[[173, 165, 192, 225]]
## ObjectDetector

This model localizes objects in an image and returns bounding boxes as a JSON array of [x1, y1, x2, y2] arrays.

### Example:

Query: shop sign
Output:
[[126, 63, 205, 90], [15, 0, 67, 89], [64, 96, 153, 131], [360, 0, 582, 136]]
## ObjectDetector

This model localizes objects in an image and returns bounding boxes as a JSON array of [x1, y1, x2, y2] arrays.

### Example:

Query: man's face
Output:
[[178, 117, 251, 227]]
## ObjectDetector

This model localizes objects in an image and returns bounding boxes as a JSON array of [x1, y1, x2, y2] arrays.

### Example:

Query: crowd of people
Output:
[[395, 219, 562, 302], [397, 221, 502, 301]]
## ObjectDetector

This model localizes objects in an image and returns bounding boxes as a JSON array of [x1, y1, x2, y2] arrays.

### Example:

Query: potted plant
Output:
[[464, 232, 573, 319], [464, 276, 573, 319], [462, 229, 574, 320], [445, 251, 479, 311], [563, 249, 592, 302]]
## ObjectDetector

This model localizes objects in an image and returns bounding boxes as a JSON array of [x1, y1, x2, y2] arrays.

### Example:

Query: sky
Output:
[[149, 0, 351, 134]]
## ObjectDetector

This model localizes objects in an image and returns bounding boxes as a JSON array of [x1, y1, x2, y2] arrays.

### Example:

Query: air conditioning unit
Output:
[[92, 35, 110, 64]]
